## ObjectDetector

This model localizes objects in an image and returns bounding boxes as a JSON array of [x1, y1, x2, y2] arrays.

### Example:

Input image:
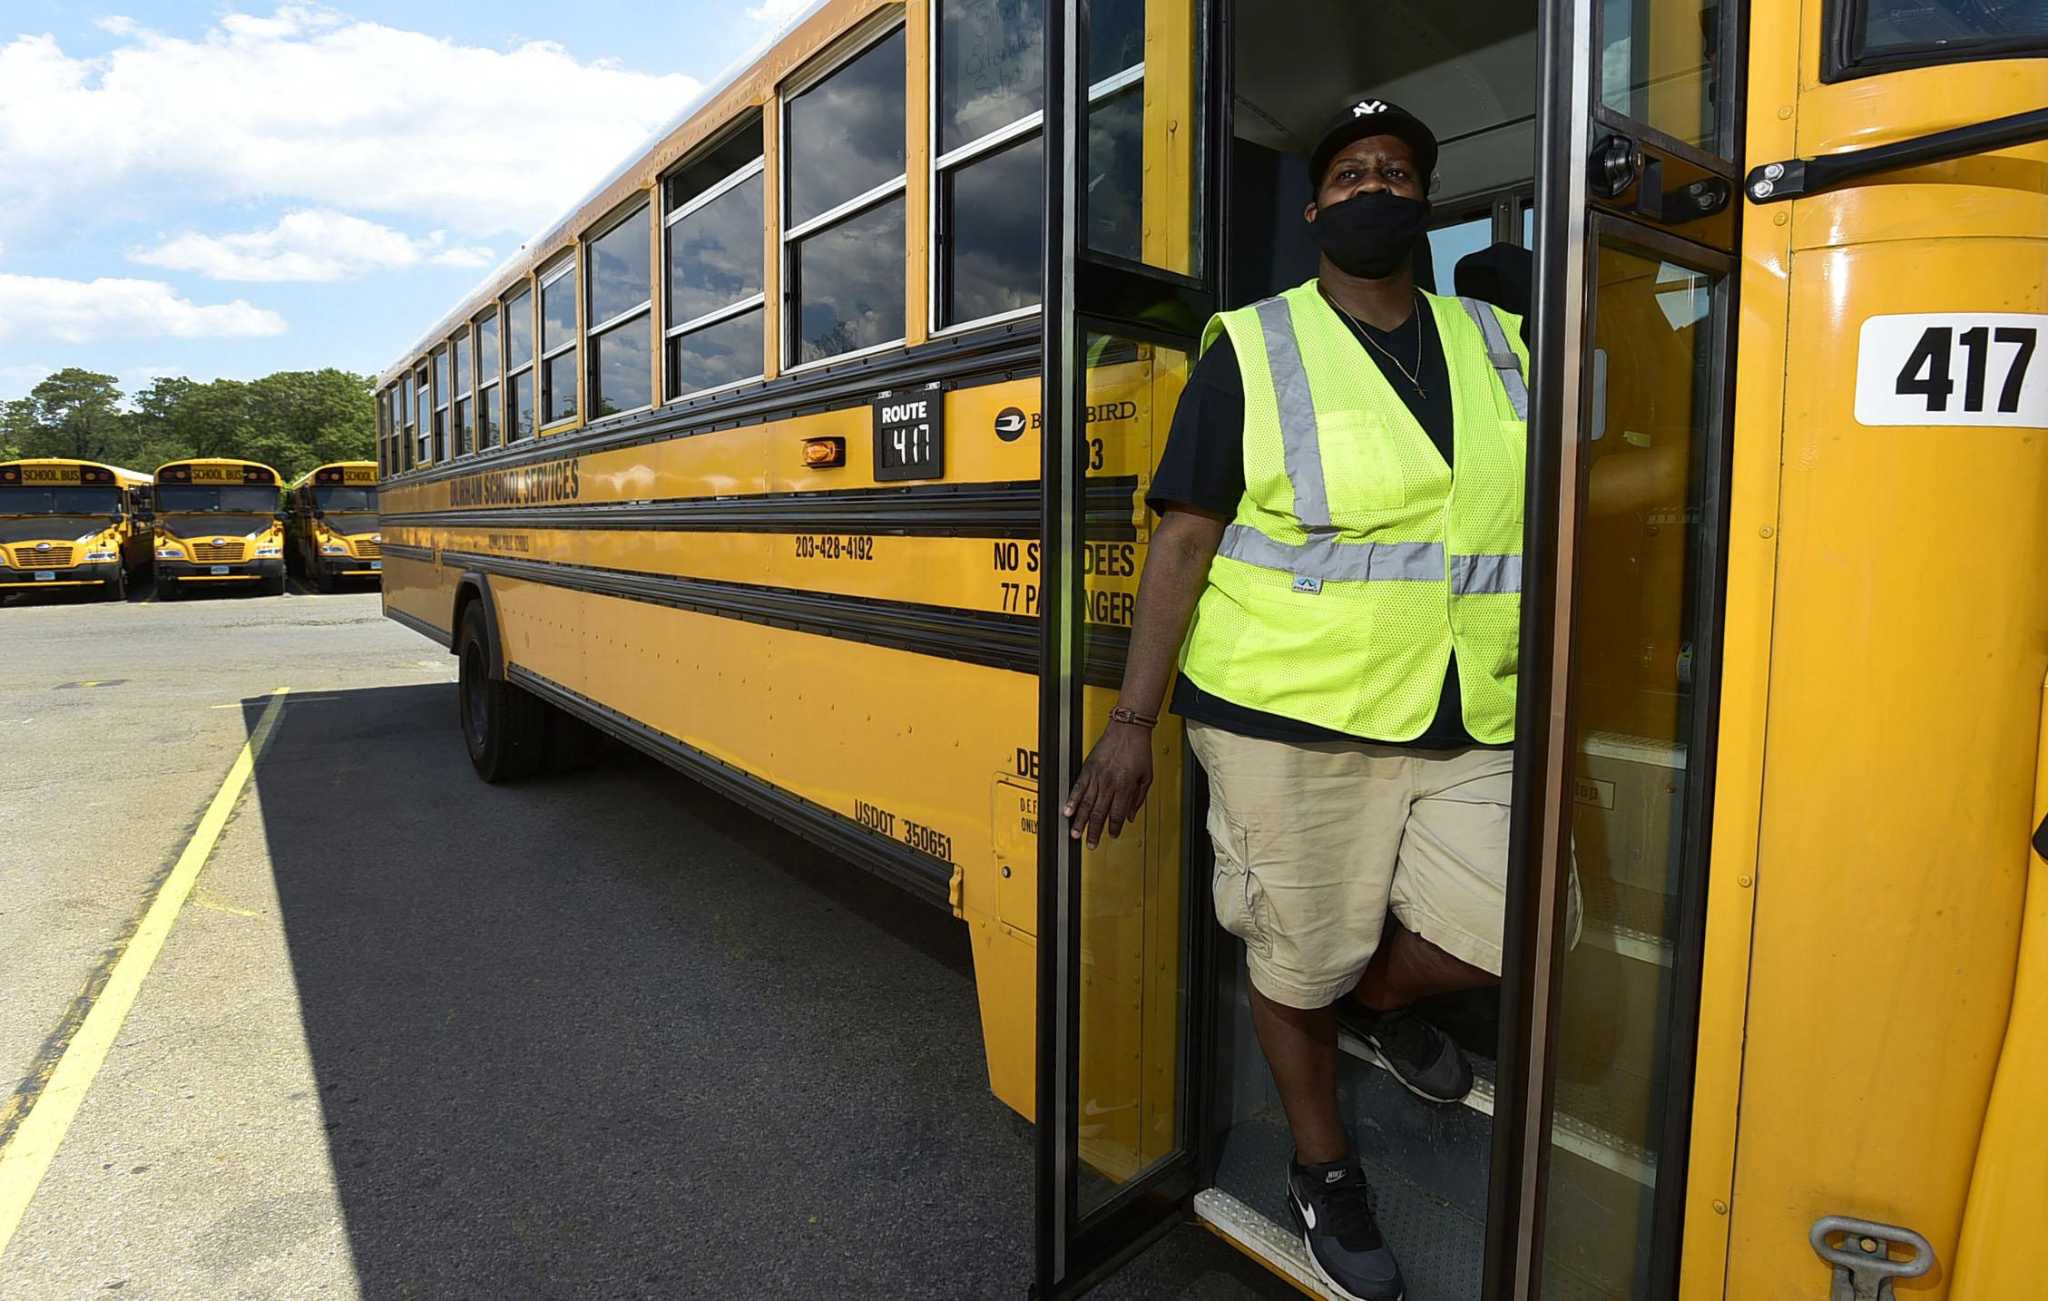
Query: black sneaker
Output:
[[1337, 1003, 1473, 1104], [1286, 1157, 1405, 1301]]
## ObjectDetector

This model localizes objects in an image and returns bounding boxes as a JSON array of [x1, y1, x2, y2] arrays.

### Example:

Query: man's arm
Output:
[[1062, 506, 1225, 848]]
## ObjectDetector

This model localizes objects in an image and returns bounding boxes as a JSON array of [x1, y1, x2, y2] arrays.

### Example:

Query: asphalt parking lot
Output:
[[0, 577, 1295, 1300]]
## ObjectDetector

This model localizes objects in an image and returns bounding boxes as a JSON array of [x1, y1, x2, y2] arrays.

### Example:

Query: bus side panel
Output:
[[381, 548, 456, 642], [1727, 231, 2048, 1298]]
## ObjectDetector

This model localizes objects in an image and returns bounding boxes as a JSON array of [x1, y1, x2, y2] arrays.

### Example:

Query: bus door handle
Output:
[[1747, 105, 2048, 203], [1810, 1216, 1934, 1301]]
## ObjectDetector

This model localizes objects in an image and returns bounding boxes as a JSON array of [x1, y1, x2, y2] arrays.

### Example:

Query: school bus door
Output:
[[1034, 0, 1748, 1295]]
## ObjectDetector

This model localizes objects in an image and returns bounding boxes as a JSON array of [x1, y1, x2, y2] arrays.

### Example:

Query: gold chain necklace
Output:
[[1326, 290, 1427, 400]]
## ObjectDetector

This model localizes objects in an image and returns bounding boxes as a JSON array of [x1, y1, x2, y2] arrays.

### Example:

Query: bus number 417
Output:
[[1856, 313, 2045, 428], [1894, 325, 2034, 414]]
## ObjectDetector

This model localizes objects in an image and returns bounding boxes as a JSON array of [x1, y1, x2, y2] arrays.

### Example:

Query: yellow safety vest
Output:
[[1178, 282, 1530, 743]]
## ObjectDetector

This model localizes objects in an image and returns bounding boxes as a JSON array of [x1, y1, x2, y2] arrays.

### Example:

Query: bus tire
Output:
[[316, 568, 337, 594], [261, 571, 286, 597], [158, 576, 181, 601], [458, 603, 546, 783]]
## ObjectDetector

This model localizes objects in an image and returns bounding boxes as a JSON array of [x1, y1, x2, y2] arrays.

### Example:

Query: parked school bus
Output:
[[151, 459, 288, 599], [285, 462, 383, 592], [368, 0, 2047, 1296], [0, 459, 153, 601]]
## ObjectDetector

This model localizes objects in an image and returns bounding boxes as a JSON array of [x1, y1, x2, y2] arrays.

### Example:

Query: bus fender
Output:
[[452, 572, 504, 679]]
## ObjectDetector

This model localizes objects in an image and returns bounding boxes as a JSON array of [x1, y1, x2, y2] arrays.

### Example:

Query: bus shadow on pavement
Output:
[[235, 684, 1277, 1300]]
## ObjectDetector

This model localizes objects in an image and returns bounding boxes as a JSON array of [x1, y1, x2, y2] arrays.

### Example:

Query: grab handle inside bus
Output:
[[1746, 106, 2048, 203]]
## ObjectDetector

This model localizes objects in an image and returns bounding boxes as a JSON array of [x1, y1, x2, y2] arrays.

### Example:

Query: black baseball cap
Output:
[[1309, 99, 1439, 192]]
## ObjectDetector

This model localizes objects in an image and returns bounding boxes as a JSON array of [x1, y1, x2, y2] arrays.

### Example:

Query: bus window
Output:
[[312, 483, 377, 515], [1599, 0, 1717, 148], [783, 24, 908, 366], [1828, 0, 2048, 77], [1426, 213, 1494, 296], [586, 203, 653, 419], [1082, 0, 1200, 274], [505, 285, 536, 442], [539, 258, 579, 426], [935, 0, 1045, 330], [414, 365, 431, 465], [155, 483, 280, 515], [476, 312, 501, 450], [432, 346, 451, 460], [664, 117, 766, 398], [452, 328, 474, 455]]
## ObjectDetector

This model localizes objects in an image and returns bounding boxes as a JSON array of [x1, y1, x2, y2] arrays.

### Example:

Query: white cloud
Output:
[[130, 210, 494, 282], [0, 6, 701, 239], [0, 274, 286, 344]]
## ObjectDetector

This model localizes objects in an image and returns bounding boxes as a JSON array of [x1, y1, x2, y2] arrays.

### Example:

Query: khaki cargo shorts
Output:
[[1188, 721, 1581, 1010]]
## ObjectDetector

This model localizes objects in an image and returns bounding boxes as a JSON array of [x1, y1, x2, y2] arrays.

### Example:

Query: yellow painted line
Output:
[[0, 687, 289, 1257]]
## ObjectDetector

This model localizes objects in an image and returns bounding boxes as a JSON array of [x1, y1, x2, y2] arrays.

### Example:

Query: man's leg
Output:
[[1186, 723, 1409, 1300], [1340, 748, 1519, 1103], [1353, 915, 1494, 1011], [1248, 988, 1346, 1163]]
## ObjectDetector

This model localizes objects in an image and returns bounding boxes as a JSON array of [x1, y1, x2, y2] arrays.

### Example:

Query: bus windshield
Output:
[[157, 485, 280, 514], [313, 486, 378, 513], [0, 486, 124, 516]]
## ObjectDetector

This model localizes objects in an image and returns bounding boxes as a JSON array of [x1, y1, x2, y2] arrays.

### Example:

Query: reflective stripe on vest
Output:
[[1460, 297, 1529, 421], [1218, 523, 1444, 584], [1255, 296, 1333, 529], [1451, 552, 1522, 596]]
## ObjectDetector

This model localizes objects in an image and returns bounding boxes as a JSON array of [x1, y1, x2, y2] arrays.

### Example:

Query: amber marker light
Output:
[[803, 437, 847, 469]]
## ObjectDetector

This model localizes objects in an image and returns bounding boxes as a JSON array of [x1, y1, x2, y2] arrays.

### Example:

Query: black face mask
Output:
[[1311, 190, 1431, 279]]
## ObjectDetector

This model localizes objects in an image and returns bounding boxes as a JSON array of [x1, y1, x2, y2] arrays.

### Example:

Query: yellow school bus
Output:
[[370, 1, 2047, 1296], [285, 462, 382, 592], [150, 459, 288, 599], [0, 459, 153, 601]]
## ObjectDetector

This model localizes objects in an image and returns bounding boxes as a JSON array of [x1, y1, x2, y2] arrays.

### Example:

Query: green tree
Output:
[[176, 380, 258, 462], [0, 397, 34, 461], [122, 377, 200, 472], [245, 369, 375, 478], [16, 369, 125, 461]]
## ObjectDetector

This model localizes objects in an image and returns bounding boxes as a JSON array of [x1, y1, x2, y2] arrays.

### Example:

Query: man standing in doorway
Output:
[[1063, 100, 1568, 1301]]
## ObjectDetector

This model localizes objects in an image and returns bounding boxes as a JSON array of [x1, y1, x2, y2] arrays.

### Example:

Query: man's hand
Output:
[[1055, 505, 1222, 852], [1063, 722, 1154, 848]]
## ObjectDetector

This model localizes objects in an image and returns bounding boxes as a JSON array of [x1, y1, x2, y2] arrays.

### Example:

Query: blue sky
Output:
[[0, 1, 813, 401]]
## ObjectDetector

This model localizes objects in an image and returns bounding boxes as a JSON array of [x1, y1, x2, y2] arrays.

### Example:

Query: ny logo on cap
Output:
[[1352, 100, 1388, 117]]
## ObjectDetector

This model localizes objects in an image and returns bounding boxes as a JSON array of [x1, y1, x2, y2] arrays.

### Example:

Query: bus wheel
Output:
[[458, 603, 546, 783], [261, 571, 286, 597], [158, 577, 181, 601], [104, 569, 129, 602], [316, 569, 337, 594]]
